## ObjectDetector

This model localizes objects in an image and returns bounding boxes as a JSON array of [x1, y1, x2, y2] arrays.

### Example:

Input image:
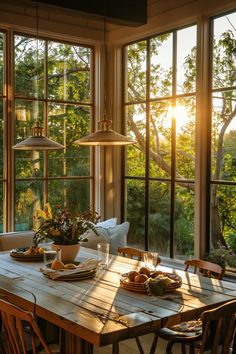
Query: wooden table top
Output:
[[0, 247, 235, 352]]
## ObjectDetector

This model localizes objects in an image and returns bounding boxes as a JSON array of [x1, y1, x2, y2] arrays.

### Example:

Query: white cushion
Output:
[[81, 228, 110, 250], [96, 218, 117, 228], [107, 222, 129, 254], [80, 221, 129, 254], [0, 231, 34, 251]]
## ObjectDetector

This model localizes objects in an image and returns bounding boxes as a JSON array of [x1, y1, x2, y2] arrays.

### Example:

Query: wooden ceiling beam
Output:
[[33, 0, 147, 26]]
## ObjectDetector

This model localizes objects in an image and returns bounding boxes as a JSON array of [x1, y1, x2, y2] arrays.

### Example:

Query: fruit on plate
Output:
[[128, 270, 139, 282], [64, 263, 77, 270], [24, 246, 44, 255], [139, 266, 151, 277], [51, 260, 65, 270], [134, 274, 149, 283]]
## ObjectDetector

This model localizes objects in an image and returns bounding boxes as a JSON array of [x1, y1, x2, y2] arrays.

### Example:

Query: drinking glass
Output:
[[143, 252, 160, 270], [97, 242, 110, 267], [43, 249, 61, 267]]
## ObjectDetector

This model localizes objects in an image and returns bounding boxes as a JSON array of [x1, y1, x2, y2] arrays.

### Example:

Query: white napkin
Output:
[[40, 258, 100, 280]]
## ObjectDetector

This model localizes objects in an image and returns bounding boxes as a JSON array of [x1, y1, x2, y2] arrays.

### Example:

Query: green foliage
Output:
[[206, 243, 236, 269], [226, 234, 236, 253]]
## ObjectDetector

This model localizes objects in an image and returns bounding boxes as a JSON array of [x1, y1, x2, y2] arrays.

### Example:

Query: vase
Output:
[[51, 243, 80, 262]]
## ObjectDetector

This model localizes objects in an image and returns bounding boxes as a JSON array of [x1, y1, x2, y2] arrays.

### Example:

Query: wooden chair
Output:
[[0, 298, 60, 354], [151, 299, 236, 354], [184, 258, 224, 279], [149, 258, 225, 354], [117, 247, 161, 265], [117, 246, 146, 261]]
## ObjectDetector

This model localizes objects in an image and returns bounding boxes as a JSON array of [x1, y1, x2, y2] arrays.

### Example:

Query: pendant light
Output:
[[12, 1, 64, 151], [74, 4, 136, 146]]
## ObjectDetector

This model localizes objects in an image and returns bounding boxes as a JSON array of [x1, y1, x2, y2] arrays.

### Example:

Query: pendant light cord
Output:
[[36, 0, 39, 125], [103, 0, 108, 121]]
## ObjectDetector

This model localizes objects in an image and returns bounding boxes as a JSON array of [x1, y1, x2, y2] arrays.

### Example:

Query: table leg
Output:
[[61, 330, 93, 354]]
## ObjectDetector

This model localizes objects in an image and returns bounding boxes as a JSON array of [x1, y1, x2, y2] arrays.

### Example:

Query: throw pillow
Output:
[[80, 221, 129, 254], [80, 227, 109, 250], [107, 222, 129, 254], [96, 218, 117, 228]]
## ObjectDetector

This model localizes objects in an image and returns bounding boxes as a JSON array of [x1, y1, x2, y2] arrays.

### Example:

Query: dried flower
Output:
[[33, 204, 99, 246]]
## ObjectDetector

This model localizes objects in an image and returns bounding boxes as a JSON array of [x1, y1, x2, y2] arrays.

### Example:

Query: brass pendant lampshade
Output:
[[12, 123, 64, 151], [76, 118, 136, 146], [12, 1, 64, 151], [74, 7, 136, 147]]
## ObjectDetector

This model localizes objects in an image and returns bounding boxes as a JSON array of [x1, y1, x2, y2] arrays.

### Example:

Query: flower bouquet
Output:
[[33, 203, 99, 246]]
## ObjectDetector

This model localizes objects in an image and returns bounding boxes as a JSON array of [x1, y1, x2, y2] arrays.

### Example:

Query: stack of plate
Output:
[[120, 277, 147, 293], [49, 268, 97, 281], [10, 247, 43, 261], [42, 261, 98, 281]]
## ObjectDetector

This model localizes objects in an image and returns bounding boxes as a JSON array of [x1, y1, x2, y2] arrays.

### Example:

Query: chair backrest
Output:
[[199, 299, 236, 354], [0, 298, 52, 354], [184, 259, 224, 280], [117, 247, 146, 261]]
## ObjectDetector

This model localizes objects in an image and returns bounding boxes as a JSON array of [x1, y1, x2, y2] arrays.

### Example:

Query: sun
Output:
[[173, 105, 189, 125]]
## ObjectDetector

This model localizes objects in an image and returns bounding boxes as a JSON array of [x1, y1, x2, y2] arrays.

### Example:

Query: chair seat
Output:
[[168, 319, 202, 335]]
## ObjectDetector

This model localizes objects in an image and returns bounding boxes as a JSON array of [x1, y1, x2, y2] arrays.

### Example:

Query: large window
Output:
[[210, 12, 236, 254], [124, 26, 197, 258], [0, 33, 94, 232], [124, 10, 236, 261]]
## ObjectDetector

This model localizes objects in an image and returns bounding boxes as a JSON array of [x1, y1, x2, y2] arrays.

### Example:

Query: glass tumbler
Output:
[[43, 249, 61, 267], [97, 242, 110, 267]]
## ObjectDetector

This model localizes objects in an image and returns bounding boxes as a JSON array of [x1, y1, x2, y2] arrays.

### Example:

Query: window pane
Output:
[[210, 11, 236, 263], [150, 33, 173, 98], [210, 184, 236, 250], [15, 150, 44, 178], [15, 100, 44, 178], [211, 89, 236, 182], [212, 12, 236, 90], [0, 183, 3, 232], [149, 181, 170, 257], [150, 100, 171, 178], [174, 185, 195, 258], [48, 179, 90, 212], [176, 97, 196, 179], [48, 42, 91, 102], [15, 100, 44, 142], [15, 180, 44, 231], [126, 104, 146, 177], [126, 179, 145, 249], [0, 99, 3, 177], [0, 32, 4, 95], [48, 103, 91, 177], [176, 26, 196, 94], [15, 36, 45, 98], [125, 41, 147, 102]]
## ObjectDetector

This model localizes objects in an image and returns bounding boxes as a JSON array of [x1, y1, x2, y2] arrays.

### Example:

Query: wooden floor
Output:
[[94, 334, 183, 353]]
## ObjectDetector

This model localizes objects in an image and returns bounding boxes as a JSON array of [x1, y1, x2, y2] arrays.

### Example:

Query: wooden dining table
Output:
[[0, 246, 235, 354]]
